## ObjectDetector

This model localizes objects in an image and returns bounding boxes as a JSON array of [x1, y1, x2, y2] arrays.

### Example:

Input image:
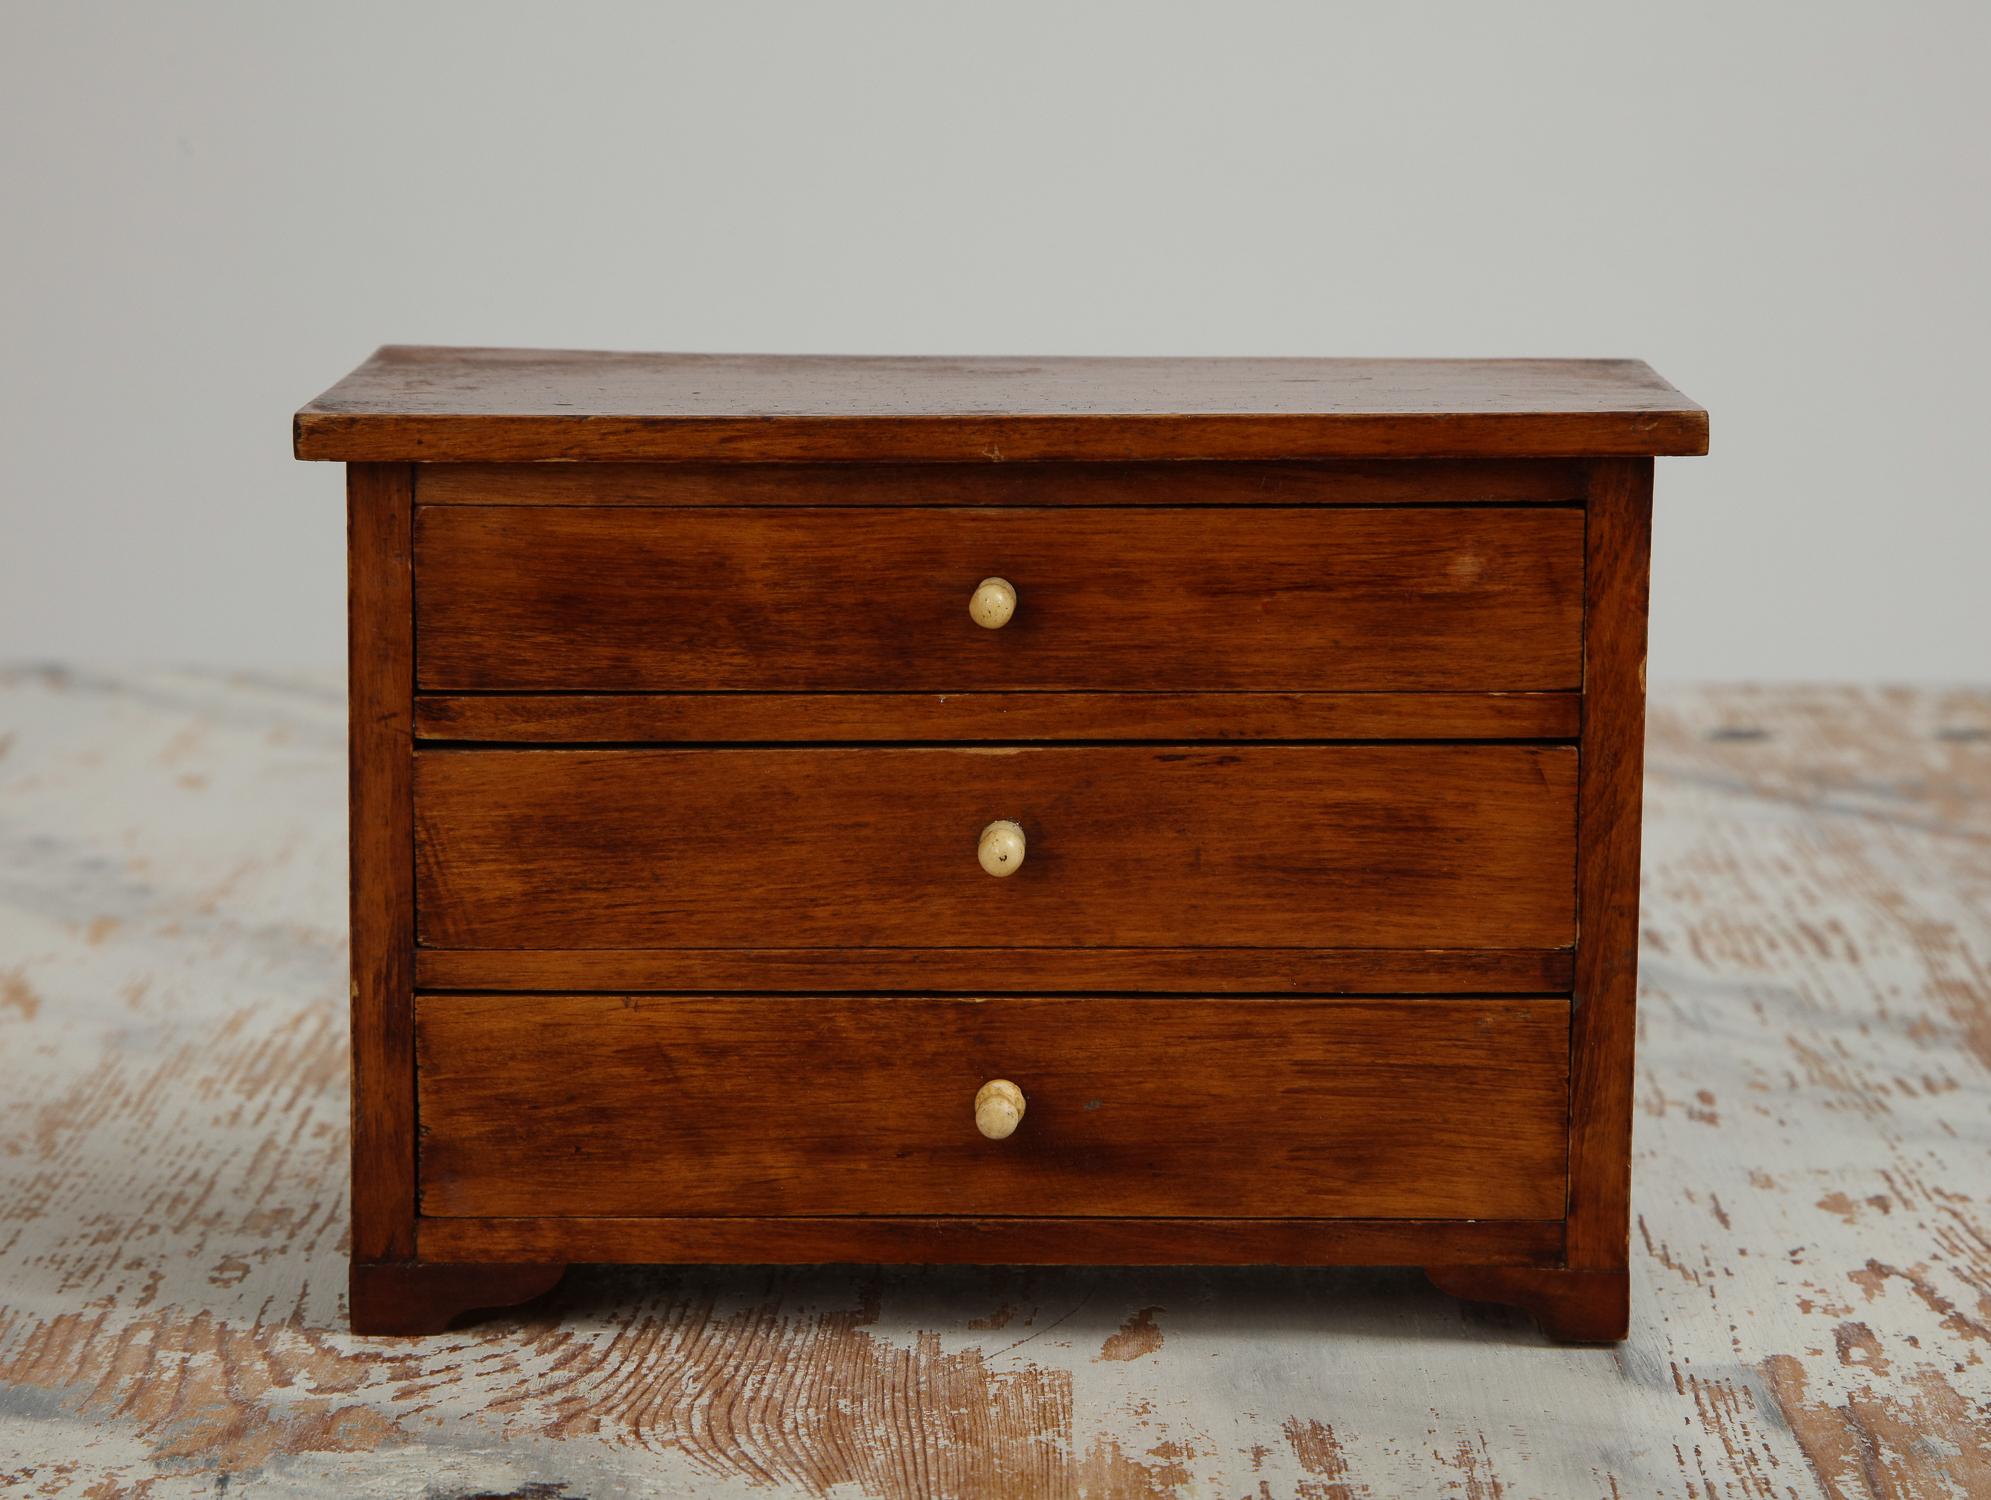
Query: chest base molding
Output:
[[413, 1216, 1564, 1268]]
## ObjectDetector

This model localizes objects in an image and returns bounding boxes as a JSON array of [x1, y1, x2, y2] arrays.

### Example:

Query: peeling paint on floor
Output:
[[0, 671, 1987, 1496]]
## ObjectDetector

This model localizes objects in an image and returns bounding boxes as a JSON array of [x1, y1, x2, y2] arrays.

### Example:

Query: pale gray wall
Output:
[[3, 2, 1986, 679]]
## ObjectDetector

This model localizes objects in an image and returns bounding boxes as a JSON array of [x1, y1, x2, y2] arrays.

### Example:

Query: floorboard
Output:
[[0, 668, 1986, 1496]]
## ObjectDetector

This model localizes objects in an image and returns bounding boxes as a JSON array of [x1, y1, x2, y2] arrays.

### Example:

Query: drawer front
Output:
[[416, 995, 1571, 1219], [414, 505, 1582, 692], [415, 745, 1577, 951]]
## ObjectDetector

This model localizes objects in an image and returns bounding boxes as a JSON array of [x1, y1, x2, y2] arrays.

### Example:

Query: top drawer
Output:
[[414, 504, 1582, 693]]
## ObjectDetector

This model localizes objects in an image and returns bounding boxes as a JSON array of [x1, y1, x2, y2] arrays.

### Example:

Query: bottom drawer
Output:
[[416, 995, 1569, 1221]]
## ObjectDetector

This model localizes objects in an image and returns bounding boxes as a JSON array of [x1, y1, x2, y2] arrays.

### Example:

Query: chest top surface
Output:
[[295, 346, 1707, 464]]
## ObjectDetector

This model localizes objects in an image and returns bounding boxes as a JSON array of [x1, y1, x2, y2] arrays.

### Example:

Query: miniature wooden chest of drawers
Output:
[[296, 348, 1706, 1339]]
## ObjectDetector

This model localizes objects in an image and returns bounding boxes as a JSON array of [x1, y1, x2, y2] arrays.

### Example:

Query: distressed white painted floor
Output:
[[0, 668, 1986, 1498]]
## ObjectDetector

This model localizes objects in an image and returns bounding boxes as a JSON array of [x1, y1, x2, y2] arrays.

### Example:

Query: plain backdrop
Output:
[[3, 1, 1986, 680]]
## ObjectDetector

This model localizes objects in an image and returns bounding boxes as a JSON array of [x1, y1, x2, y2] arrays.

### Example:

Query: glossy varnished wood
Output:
[[415, 995, 1572, 1220], [346, 464, 415, 1262], [414, 505, 1584, 693], [413, 745, 1578, 951], [416, 1216, 1565, 1268], [414, 691, 1582, 744], [412, 946, 1575, 994], [294, 348, 1708, 462], [414, 457, 1589, 507], [295, 352, 1705, 1345], [1566, 459, 1654, 1294]]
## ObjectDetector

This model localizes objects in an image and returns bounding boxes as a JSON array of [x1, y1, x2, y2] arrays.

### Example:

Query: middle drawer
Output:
[[415, 745, 1576, 951]]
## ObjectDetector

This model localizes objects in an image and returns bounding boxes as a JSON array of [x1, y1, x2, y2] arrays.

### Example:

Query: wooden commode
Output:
[[295, 348, 1707, 1339]]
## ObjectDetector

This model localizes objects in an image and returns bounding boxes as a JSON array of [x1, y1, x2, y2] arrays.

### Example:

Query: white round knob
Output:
[[975, 1079, 1026, 1140], [969, 577, 1017, 630], [978, 819, 1026, 877]]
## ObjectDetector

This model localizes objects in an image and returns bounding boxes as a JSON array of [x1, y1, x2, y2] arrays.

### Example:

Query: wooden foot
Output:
[[350, 1260, 567, 1335], [1426, 1265, 1629, 1342]]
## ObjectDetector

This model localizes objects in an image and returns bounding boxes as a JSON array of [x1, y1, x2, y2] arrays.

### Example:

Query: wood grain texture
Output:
[[4, 672, 1986, 1495], [414, 690, 1583, 744], [346, 465, 415, 1262], [414, 457, 1590, 506], [413, 945, 1575, 994], [295, 348, 1709, 462], [413, 745, 1579, 951], [1566, 459, 1653, 1274], [413, 504, 1584, 693], [414, 995, 1572, 1219], [418, 1216, 1565, 1267]]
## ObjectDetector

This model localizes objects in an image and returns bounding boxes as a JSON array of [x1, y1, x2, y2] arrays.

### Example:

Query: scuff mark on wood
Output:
[[1284, 1416, 1365, 1498], [1, 967, 40, 1020], [1097, 1306, 1166, 1363], [1763, 1352, 1991, 1498]]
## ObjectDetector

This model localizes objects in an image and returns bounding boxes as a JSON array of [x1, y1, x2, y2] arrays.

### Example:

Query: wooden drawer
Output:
[[413, 505, 1582, 692], [415, 744, 1577, 952], [415, 995, 1571, 1219]]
